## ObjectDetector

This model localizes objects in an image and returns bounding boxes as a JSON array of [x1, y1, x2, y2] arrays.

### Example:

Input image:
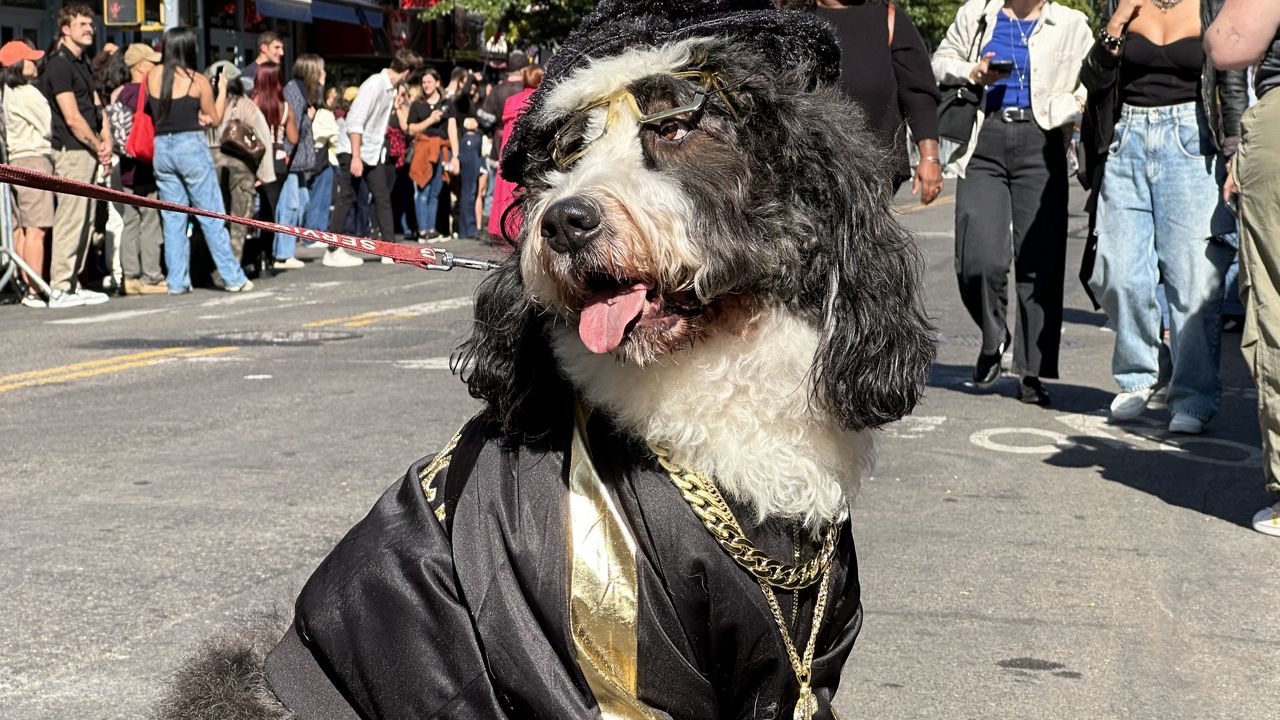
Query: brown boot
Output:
[[123, 278, 143, 296], [138, 281, 169, 295]]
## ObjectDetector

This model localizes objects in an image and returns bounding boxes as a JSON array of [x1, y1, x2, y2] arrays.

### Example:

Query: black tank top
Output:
[[1256, 32, 1280, 99], [1119, 34, 1203, 107], [148, 94, 203, 135]]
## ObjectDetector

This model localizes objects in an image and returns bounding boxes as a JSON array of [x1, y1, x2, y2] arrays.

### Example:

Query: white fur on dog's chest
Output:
[[552, 308, 872, 526]]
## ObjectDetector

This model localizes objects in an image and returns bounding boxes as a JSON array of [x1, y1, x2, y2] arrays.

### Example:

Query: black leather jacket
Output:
[[1079, 0, 1248, 204]]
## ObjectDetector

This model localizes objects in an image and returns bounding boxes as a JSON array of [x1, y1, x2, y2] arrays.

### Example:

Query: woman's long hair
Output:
[[252, 61, 286, 134], [292, 54, 324, 107], [157, 26, 199, 123]]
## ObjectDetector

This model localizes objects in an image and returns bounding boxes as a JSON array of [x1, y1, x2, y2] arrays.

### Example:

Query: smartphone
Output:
[[988, 60, 1014, 74]]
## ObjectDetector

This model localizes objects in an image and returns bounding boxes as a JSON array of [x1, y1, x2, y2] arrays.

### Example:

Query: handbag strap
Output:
[[967, 0, 998, 63]]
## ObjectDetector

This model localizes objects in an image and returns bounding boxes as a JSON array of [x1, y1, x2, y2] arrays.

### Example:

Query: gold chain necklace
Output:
[[650, 443, 839, 590], [649, 442, 838, 720]]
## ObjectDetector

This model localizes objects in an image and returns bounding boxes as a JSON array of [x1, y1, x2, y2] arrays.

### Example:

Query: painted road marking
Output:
[[0, 347, 238, 394], [304, 296, 473, 329], [395, 357, 453, 371], [968, 412, 1262, 467], [896, 194, 956, 215], [46, 308, 170, 326], [884, 416, 947, 440]]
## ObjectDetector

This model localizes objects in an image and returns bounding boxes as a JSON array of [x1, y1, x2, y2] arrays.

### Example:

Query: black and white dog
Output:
[[158, 2, 934, 718]]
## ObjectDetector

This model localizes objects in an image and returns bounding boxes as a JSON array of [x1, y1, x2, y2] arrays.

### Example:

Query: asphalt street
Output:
[[1, 184, 1276, 719]]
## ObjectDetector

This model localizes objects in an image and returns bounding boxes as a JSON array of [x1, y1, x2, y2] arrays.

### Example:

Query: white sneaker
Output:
[[226, 279, 255, 293], [273, 257, 306, 270], [20, 294, 47, 308], [380, 256, 395, 265], [46, 290, 87, 309], [1168, 413, 1205, 434], [1252, 501, 1280, 537], [1110, 387, 1156, 421], [74, 288, 110, 305], [1172, 412, 1198, 435], [321, 248, 364, 268]]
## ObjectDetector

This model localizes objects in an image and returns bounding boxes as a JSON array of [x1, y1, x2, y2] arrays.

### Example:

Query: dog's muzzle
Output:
[[540, 196, 603, 254]]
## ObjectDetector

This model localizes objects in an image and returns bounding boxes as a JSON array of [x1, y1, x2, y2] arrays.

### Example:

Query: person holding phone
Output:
[[1082, 0, 1246, 434], [932, 0, 1092, 405]]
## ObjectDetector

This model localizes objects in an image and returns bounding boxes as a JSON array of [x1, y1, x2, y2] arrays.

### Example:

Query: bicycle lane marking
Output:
[[969, 412, 1262, 468]]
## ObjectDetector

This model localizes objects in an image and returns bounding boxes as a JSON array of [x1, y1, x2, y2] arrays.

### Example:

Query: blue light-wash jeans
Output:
[[276, 172, 309, 259], [1089, 102, 1235, 421], [153, 132, 248, 292], [303, 164, 335, 237], [413, 148, 449, 237]]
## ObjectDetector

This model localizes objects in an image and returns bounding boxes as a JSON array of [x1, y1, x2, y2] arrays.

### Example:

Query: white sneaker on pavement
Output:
[[46, 290, 87, 309], [1168, 413, 1205, 434], [74, 288, 110, 305], [1109, 387, 1156, 421], [226, 279, 255, 293], [322, 248, 364, 268], [20, 294, 47, 308], [1252, 501, 1280, 537], [274, 257, 306, 270]]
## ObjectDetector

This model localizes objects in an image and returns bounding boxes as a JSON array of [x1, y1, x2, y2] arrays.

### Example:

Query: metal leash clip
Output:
[[425, 250, 503, 272]]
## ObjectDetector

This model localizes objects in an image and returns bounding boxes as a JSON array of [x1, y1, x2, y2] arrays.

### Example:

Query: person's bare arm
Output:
[[349, 133, 364, 177], [285, 107, 299, 145], [94, 90, 113, 165], [195, 72, 227, 127], [55, 92, 101, 152], [448, 116, 460, 174], [1206, 0, 1280, 70]]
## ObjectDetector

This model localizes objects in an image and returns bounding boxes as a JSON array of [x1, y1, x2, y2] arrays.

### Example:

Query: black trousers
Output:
[[954, 115, 1069, 379], [329, 153, 396, 243]]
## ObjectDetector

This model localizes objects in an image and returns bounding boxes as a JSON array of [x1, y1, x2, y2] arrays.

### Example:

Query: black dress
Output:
[[264, 412, 863, 718], [814, 1, 940, 183]]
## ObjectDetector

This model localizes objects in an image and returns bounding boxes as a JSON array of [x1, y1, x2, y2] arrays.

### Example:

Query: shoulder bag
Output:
[[125, 84, 155, 164], [936, 0, 995, 149], [220, 101, 266, 168]]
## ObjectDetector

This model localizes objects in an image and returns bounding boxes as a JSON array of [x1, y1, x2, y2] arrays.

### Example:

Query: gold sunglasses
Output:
[[549, 70, 743, 171]]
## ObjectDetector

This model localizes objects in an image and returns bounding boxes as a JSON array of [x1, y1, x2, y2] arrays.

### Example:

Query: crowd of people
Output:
[[0, 6, 543, 306], [4, 1, 1280, 534]]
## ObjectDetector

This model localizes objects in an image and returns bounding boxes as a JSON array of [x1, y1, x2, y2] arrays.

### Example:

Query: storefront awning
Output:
[[257, 0, 383, 26], [313, 0, 384, 27], [257, 0, 313, 23]]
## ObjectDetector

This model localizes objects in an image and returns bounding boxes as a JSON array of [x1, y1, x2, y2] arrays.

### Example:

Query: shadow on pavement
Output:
[[927, 362, 1115, 413], [1044, 435, 1264, 529]]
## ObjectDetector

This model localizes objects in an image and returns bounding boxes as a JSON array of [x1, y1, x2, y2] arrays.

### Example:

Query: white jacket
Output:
[[932, 0, 1094, 177]]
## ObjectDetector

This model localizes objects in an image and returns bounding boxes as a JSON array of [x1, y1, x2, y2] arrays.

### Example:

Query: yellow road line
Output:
[[180, 346, 240, 359], [0, 346, 240, 394], [343, 313, 418, 328], [0, 347, 191, 385], [303, 312, 381, 328], [896, 194, 956, 215]]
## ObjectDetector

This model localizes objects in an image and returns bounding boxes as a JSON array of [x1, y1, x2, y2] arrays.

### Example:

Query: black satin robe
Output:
[[266, 415, 863, 719]]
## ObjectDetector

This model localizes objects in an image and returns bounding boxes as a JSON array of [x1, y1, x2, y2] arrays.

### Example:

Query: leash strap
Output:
[[0, 162, 500, 272]]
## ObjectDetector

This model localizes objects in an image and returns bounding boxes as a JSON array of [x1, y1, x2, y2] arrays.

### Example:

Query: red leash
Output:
[[0, 162, 500, 272]]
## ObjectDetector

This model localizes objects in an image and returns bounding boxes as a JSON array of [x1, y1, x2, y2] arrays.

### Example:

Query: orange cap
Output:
[[0, 40, 43, 69]]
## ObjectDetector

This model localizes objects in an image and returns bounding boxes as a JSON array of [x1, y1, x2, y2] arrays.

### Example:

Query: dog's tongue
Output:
[[579, 283, 649, 354]]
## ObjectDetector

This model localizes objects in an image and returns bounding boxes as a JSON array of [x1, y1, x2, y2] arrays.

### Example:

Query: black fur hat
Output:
[[501, 0, 840, 185]]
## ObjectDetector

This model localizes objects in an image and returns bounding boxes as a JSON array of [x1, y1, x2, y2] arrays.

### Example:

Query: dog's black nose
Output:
[[541, 197, 602, 253]]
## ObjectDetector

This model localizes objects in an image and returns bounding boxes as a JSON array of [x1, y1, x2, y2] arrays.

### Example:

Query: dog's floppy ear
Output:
[[453, 255, 568, 439], [783, 86, 936, 431]]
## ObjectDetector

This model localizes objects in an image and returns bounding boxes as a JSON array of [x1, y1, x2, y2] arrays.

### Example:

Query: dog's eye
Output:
[[655, 118, 691, 142]]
